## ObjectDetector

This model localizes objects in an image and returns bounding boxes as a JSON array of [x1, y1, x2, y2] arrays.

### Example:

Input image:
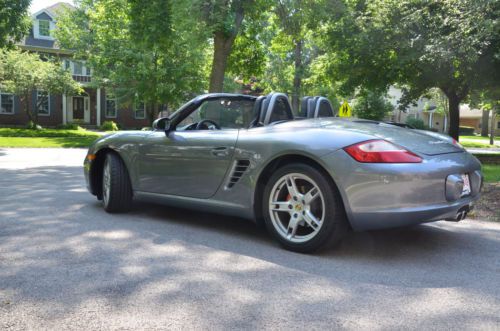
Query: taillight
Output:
[[344, 139, 422, 163], [452, 138, 464, 149]]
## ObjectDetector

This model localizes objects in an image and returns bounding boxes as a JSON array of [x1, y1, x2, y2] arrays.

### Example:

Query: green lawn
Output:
[[483, 164, 500, 183], [0, 128, 103, 148], [460, 135, 500, 148], [0, 136, 99, 148]]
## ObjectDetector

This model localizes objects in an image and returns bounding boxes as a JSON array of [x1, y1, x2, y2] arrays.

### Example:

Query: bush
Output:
[[459, 126, 475, 135], [352, 89, 393, 121], [25, 121, 42, 130], [56, 123, 84, 130], [405, 117, 427, 130], [100, 120, 119, 131]]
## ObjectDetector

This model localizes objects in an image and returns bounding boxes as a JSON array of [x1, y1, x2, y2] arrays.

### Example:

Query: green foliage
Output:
[[56, 0, 206, 122], [25, 121, 43, 130], [0, 49, 82, 125], [352, 89, 393, 121], [405, 118, 427, 130], [0, 0, 31, 48], [324, 0, 500, 139], [100, 121, 119, 132]]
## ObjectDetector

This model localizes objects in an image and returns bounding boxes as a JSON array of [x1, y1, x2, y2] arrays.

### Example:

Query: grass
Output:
[[0, 128, 104, 148], [482, 164, 500, 183], [0, 136, 99, 148], [460, 135, 499, 148], [0, 128, 102, 138]]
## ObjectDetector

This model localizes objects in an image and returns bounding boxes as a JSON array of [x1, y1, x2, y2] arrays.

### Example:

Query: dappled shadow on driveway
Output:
[[1, 165, 499, 329]]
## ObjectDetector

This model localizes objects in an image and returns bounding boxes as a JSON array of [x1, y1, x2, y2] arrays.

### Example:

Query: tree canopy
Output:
[[0, 49, 82, 125], [0, 0, 31, 48]]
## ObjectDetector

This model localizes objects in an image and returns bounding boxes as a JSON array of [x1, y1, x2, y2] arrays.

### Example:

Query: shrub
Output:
[[25, 121, 42, 130], [405, 117, 426, 130], [459, 126, 475, 135], [56, 123, 84, 130], [352, 89, 393, 121], [100, 120, 119, 131]]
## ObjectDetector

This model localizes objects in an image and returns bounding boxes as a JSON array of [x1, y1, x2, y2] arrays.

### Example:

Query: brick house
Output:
[[0, 2, 151, 129]]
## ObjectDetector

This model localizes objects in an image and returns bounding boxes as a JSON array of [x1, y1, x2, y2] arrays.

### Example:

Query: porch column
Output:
[[62, 94, 67, 124], [96, 88, 101, 126]]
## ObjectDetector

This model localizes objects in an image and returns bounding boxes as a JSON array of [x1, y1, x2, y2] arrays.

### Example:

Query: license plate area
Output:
[[461, 174, 471, 197]]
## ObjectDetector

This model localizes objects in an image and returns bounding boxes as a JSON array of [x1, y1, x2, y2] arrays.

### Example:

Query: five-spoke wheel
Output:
[[263, 163, 347, 252]]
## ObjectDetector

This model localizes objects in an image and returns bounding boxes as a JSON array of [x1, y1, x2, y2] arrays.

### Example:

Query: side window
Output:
[[0, 93, 14, 114], [178, 99, 255, 129], [105, 92, 117, 118], [39, 20, 50, 37]]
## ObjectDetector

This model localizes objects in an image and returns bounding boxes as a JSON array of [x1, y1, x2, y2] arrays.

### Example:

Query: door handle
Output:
[[211, 147, 229, 157]]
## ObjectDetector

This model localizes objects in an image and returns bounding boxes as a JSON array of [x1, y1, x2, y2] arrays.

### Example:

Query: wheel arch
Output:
[[253, 153, 351, 229], [89, 147, 128, 199]]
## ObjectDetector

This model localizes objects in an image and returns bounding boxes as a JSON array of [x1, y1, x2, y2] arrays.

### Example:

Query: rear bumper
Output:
[[321, 150, 482, 231], [347, 195, 479, 231]]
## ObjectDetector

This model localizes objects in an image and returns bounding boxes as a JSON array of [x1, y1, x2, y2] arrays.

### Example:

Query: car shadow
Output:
[[2, 165, 500, 328]]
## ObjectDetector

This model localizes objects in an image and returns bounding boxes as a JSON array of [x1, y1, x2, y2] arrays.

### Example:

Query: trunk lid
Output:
[[320, 119, 463, 155]]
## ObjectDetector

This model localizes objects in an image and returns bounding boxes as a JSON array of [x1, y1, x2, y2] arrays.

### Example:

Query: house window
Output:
[[135, 102, 145, 119], [85, 67, 91, 76], [37, 91, 50, 116], [497, 121, 500, 129], [105, 93, 117, 118], [39, 20, 50, 37], [73, 61, 83, 75], [0, 92, 14, 114], [64, 59, 70, 70]]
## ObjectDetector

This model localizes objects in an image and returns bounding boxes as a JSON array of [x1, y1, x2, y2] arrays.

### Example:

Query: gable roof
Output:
[[32, 2, 75, 20]]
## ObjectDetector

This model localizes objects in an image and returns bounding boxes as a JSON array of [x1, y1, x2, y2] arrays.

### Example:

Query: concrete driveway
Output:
[[1, 148, 499, 330]]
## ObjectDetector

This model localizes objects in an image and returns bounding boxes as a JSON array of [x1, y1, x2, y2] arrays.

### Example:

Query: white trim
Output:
[[37, 90, 50, 116], [33, 18, 55, 40], [0, 92, 15, 115], [97, 88, 102, 125], [62, 94, 67, 124], [31, 9, 55, 20]]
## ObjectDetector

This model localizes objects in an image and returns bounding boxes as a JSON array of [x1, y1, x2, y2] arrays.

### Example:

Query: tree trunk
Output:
[[291, 39, 303, 115], [447, 93, 461, 141], [23, 92, 37, 126], [208, 4, 245, 93], [490, 107, 496, 145], [481, 109, 489, 137], [208, 32, 234, 93]]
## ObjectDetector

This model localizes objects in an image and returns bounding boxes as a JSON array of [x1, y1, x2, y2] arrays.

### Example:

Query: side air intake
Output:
[[226, 160, 250, 188]]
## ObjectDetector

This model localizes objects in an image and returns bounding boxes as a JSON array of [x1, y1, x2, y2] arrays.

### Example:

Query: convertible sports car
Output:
[[84, 92, 482, 252]]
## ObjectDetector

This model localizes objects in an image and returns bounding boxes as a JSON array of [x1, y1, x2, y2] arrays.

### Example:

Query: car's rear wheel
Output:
[[102, 152, 132, 213], [263, 163, 347, 253]]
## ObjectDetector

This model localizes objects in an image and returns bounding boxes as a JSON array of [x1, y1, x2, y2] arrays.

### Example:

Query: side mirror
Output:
[[152, 117, 173, 136]]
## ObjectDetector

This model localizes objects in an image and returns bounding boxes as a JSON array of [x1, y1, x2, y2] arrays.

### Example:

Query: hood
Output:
[[283, 118, 463, 156]]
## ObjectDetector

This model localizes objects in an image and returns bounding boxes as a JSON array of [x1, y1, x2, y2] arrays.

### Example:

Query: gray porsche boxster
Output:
[[84, 92, 482, 252]]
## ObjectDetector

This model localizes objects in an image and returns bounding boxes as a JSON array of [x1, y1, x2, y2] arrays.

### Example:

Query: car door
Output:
[[138, 127, 239, 199]]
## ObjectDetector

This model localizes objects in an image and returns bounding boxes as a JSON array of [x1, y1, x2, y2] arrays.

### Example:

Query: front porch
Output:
[[62, 88, 102, 126]]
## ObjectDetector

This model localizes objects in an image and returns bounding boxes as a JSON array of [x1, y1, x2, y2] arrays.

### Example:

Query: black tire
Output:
[[102, 152, 133, 213], [262, 163, 348, 253]]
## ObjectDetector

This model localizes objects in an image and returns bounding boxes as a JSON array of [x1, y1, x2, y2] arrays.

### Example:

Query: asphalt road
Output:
[[1, 148, 499, 330]]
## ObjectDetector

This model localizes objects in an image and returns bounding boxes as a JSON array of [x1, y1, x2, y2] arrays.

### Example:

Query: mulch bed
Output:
[[469, 183, 500, 222]]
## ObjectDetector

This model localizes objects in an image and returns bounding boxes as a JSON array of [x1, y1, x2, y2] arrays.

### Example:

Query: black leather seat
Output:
[[260, 93, 294, 125], [301, 96, 335, 118]]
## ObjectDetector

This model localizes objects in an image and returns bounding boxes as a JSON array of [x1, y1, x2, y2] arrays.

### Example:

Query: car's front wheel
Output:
[[102, 152, 132, 213], [263, 163, 347, 253]]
